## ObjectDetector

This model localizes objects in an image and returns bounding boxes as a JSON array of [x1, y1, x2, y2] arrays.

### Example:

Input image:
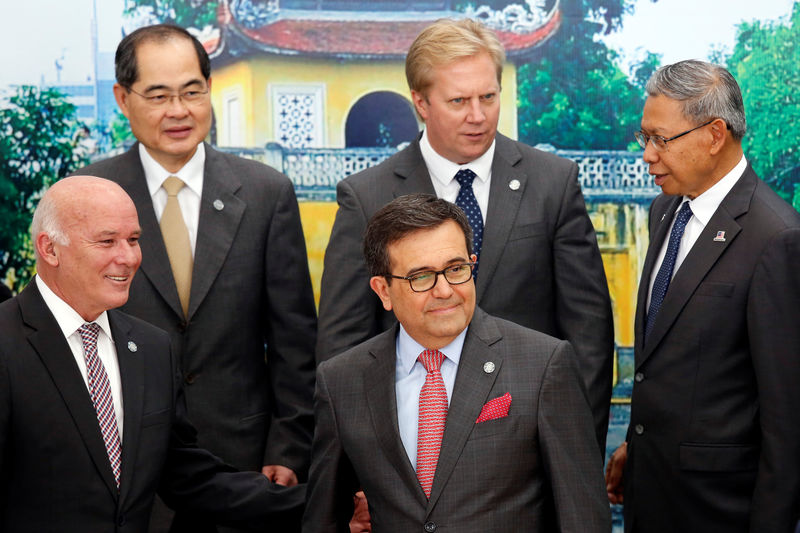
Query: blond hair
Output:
[[406, 18, 505, 96]]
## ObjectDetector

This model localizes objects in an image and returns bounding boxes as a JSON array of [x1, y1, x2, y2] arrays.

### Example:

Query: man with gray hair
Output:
[[605, 59, 800, 531]]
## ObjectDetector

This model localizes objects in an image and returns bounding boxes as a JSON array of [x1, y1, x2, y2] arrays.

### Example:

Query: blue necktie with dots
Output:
[[645, 201, 693, 340], [454, 169, 483, 278]]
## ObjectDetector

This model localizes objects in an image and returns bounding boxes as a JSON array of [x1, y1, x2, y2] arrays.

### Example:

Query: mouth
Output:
[[106, 275, 131, 283], [426, 302, 461, 315], [651, 173, 667, 186], [163, 126, 193, 139]]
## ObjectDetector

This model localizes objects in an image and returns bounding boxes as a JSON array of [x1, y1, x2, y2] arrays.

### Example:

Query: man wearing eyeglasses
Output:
[[605, 60, 800, 532], [303, 194, 610, 532], [77, 24, 317, 533]]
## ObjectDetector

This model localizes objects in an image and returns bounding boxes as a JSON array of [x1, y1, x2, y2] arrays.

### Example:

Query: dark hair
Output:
[[115, 24, 211, 88], [363, 194, 473, 279]]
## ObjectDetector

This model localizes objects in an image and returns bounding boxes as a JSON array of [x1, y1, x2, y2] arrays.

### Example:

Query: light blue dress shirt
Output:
[[395, 324, 467, 469]]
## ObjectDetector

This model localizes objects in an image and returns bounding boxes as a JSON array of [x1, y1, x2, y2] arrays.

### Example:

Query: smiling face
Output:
[[369, 220, 476, 349], [37, 178, 142, 321], [412, 52, 500, 165], [640, 94, 719, 199], [113, 36, 212, 173]]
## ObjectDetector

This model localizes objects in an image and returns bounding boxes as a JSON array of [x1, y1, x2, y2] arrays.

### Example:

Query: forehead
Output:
[[134, 37, 203, 83], [642, 94, 690, 132], [387, 221, 468, 270], [429, 53, 499, 92]]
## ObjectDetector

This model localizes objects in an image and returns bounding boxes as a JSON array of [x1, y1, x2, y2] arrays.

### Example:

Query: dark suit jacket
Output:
[[0, 281, 305, 533], [316, 134, 613, 450], [624, 165, 800, 532], [78, 143, 317, 476], [0, 283, 11, 303], [303, 308, 611, 532]]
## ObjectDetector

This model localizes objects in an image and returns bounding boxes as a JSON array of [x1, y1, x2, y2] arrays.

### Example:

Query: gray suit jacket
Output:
[[78, 144, 317, 476], [0, 281, 305, 533], [316, 134, 613, 450], [303, 308, 611, 532], [624, 165, 800, 532]]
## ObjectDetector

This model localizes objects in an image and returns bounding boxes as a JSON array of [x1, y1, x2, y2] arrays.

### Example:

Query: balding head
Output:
[[33, 176, 142, 321]]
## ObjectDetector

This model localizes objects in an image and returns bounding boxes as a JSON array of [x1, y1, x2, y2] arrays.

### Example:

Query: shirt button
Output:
[[424, 521, 437, 532], [634, 424, 644, 435], [634, 372, 644, 383]]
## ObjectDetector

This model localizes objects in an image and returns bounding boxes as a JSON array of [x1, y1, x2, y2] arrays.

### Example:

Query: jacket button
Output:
[[177, 321, 187, 333], [424, 522, 437, 532], [185, 373, 197, 384], [634, 424, 644, 435], [117, 514, 126, 526], [634, 372, 644, 383]]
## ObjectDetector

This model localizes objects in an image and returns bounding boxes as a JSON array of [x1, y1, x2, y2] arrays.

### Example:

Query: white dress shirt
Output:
[[395, 324, 466, 469], [36, 276, 124, 440], [647, 155, 747, 308], [139, 142, 205, 255], [420, 129, 494, 223]]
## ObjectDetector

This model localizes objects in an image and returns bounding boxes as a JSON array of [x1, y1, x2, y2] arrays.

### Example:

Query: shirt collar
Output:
[[139, 142, 205, 197], [396, 323, 467, 377], [420, 129, 494, 188], [35, 276, 112, 340], [684, 154, 747, 226]]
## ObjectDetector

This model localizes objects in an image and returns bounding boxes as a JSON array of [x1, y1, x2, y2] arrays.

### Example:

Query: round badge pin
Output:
[[483, 361, 495, 374], [213, 199, 224, 211], [509, 179, 520, 191], [127, 341, 138, 353]]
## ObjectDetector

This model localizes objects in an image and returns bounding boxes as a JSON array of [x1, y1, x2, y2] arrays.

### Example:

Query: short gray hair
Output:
[[646, 59, 746, 140], [31, 191, 69, 257]]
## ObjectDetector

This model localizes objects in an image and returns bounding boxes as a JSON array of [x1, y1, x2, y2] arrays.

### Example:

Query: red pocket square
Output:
[[476, 392, 512, 423]]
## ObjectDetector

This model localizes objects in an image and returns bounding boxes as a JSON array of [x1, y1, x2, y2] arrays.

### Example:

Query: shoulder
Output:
[[340, 143, 420, 189], [77, 146, 138, 178], [496, 134, 577, 174], [206, 145, 293, 189], [749, 177, 800, 230], [318, 328, 395, 377]]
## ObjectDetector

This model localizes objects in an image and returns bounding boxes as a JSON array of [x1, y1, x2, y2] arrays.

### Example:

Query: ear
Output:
[[708, 118, 728, 155], [207, 77, 212, 91], [470, 253, 478, 263], [410, 90, 429, 122], [35, 233, 59, 267], [113, 83, 131, 119], [369, 276, 394, 312]]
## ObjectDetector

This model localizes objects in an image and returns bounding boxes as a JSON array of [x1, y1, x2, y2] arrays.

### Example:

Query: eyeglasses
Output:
[[634, 119, 714, 152], [386, 262, 475, 292], [126, 86, 209, 108]]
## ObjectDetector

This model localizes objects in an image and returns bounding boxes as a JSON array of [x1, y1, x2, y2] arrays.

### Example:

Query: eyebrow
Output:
[[405, 256, 468, 276], [141, 79, 206, 93]]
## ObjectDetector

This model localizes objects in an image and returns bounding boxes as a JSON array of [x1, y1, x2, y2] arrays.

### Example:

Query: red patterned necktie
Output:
[[78, 322, 122, 489], [416, 349, 448, 498]]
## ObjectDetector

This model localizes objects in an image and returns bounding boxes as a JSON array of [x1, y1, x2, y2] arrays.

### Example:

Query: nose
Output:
[[642, 141, 659, 164], [164, 94, 190, 117], [430, 272, 454, 298], [466, 99, 486, 124], [118, 241, 142, 269]]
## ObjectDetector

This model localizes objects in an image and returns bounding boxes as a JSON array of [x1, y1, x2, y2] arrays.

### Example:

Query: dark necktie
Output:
[[416, 349, 447, 499], [645, 202, 693, 340], [77, 322, 122, 488], [454, 169, 483, 277]]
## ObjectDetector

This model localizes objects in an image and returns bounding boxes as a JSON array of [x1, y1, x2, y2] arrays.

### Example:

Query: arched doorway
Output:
[[345, 91, 419, 148]]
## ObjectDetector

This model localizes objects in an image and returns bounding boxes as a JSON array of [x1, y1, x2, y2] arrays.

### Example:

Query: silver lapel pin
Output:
[[508, 179, 520, 191], [213, 199, 224, 211], [483, 361, 495, 374], [127, 341, 138, 353]]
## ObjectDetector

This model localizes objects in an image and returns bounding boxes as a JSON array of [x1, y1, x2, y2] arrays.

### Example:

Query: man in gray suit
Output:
[[78, 24, 317, 532], [304, 194, 610, 532], [605, 60, 800, 531], [317, 18, 613, 453]]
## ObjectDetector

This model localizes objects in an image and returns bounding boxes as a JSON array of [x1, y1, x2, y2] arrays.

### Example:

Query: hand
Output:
[[605, 442, 627, 505], [349, 491, 371, 533], [261, 464, 299, 487]]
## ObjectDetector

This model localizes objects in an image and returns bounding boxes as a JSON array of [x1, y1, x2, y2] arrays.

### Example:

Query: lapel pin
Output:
[[660, 213, 667, 222], [508, 179, 520, 191], [127, 341, 138, 353], [713, 231, 726, 242], [483, 361, 495, 374], [213, 199, 224, 211]]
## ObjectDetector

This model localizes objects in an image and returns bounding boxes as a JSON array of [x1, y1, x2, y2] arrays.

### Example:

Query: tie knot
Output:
[[418, 349, 445, 372], [454, 168, 477, 188], [676, 201, 693, 222], [78, 322, 101, 344], [163, 176, 186, 196]]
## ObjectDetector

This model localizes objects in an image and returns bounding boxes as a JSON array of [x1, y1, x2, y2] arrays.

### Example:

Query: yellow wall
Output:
[[211, 56, 518, 148]]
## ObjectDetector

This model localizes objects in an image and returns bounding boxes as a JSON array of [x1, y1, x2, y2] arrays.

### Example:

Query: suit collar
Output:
[[637, 165, 757, 364]]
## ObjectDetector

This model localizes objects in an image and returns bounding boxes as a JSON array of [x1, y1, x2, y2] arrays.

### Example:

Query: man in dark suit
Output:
[[0, 283, 11, 303], [303, 194, 610, 532], [605, 60, 800, 531], [0, 176, 304, 532], [78, 25, 317, 532], [317, 18, 613, 453]]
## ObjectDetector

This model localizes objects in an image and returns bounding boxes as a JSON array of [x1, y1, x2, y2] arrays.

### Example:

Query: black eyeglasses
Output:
[[634, 119, 715, 152], [126, 86, 209, 108], [386, 262, 475, 292]]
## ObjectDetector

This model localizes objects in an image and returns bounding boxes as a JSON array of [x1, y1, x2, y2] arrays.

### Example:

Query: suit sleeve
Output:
[[302, 365, 358, 533], [552, 162, 614, 451], [262, 178, 318, 477], [537, 340, 612, 532], [747, 226, 800, 531], [316, 178, 381, 362]]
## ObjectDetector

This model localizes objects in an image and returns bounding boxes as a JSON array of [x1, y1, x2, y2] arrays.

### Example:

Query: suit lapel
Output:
[[391, 140, 437, 198], [114, 144, 184, 319], [188, 144, 246, 319], [18, 282, 119, 499], [639, 167, 756, 365], [426, 309, 503, 514], [111, 311, 144, 503], [363, 327, 427, 507], [477, 135, 526, 302]]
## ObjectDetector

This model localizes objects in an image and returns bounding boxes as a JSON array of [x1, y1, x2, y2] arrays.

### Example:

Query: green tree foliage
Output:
[[517, 0, 659, 149], [728, 2, 800, 206], [0, 86, 87, 291], [124, 0, 218, 28]]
